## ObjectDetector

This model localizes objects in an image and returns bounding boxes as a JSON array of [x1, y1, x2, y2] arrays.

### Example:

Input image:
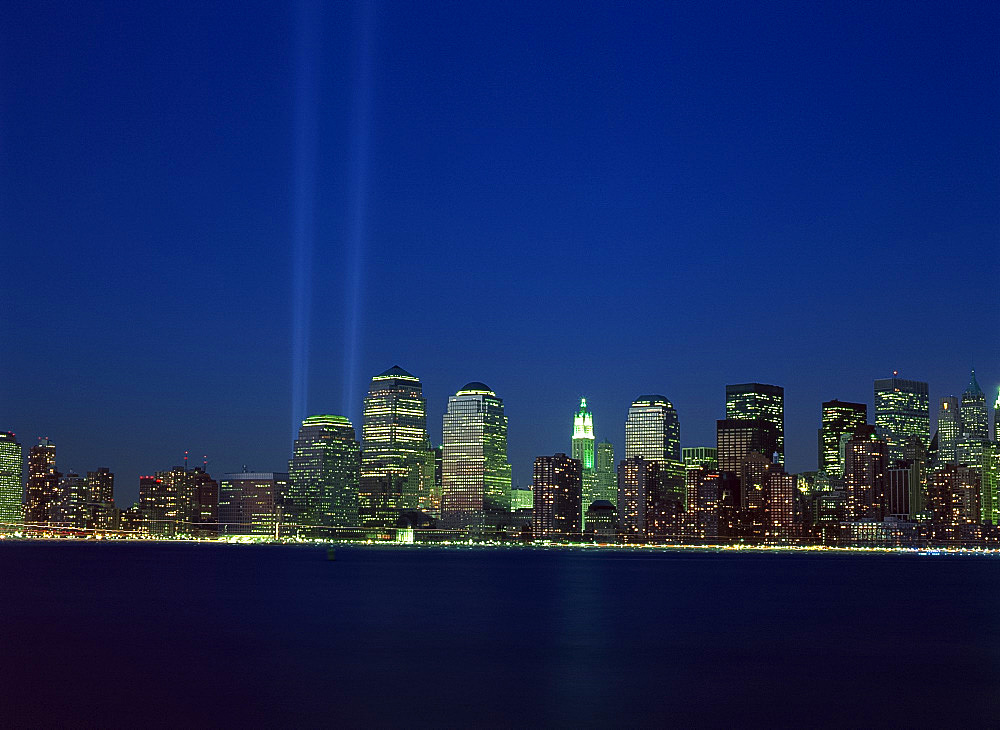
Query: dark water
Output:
[[2, 542, 998, 727]]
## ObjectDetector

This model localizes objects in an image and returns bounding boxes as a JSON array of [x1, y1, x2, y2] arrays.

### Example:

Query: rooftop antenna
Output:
[[203, 455, 208, 472], [184, 450, 189, 470]]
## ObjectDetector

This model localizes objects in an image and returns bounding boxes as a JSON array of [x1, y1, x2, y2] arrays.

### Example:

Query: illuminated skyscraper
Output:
[[716, 418, 780, 512], [595, 439, 617, 505], [288, 415, 360, 532], [625, 396, 683, 501], [980, 443, 1000, 526], [0, 432, 22, 525], [572, 398, 599, 514], [817, 400, 867, 476], [844, 426, 888, 522], [937, 397, 961, 465], [726, 383, 784, 465], [24, 438, 58, 524], [617, 456, 659, 540], [532, 453, 582, 540], [960, 369, 988, 441], [85, 468, 116, 529], [55, 472, 88, 528], [219, 471, 289, 536], [874, 376, 930, 463], [139, 466, 218, 536], [360, 366, 434, 525], [441, 382, 512, 532]]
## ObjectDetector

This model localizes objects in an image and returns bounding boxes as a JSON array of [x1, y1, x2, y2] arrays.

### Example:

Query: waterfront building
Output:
[[682, 447, 718, 470], [287, 415, 360, 532], [0, 432, 22, 525], [218, 472, 290, 536], [980, 443, 999, 526], [960, 369, 989, 441], [685, 466, 719, 540], [583, 500, 616, 539], [55, 471, 88, 528], [360, 366, 435, 526], [617, 456, 662, 541], [441, 382, 512, 533], [139, 466, 218, 536], [726, 383, 784, 465], [85, 468, 116, 529], [625, 396, 683, 501], [572, 398, 600, 515], [24, 438, 58, 524], [844, 426, 888, 522], [532, 453, 582, 540], [874, 376, 930, 463], [818, 400, 867, 476], [510, 485, 533, 512], [594, 439, 617, 505], [937, 396, 960, 464], [928, 465, 981, 537], [764, 469, 796, 542]]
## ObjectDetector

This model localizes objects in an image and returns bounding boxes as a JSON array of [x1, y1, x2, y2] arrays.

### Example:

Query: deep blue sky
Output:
[[3, 1, 998, 505]]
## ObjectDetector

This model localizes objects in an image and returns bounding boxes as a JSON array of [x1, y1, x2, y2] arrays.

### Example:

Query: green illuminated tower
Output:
[[726, 383, 784, 465], [441, 382, 512, 533], [360, 365, 435, 525], [595, 439, 617, 505], [874, 375, 930, 463], [572, 398, 599, 513], [0, 432, 22, 526], [288, 415, 360, 533], [980, 442, 1000, 526]]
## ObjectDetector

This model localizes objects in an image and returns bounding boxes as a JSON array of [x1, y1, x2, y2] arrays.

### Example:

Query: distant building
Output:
[[54, 471, 88, 528], [716, 418, 780, 511], [0, 432, 23, 525], [685, 466, 719, 540], [928, 465, 981, 539], [287, 415, 360, 533], [818, 400, 867, 476], [510, 485, 533, 512], [625, 396, 683, 502], [532, 453, 582, 540], [617, 456, 660, 541], [360, 366, 435, 526], [441, 382, 512, 533], [594, 439, 617, 506], [937, 396, 960, 464], [726, 383, 784, 465], [584, 500, 616, 539], [219, 472, 289, 536], [24, 438, 58, 524], [85, 468, 116, 529], [572, 398, 600, 515], [844, 426, 888, 522], [682, 447, 718, 470], [874, 376, 929, 463], [139, 466, 218, 537], [960, 370, 989, 441], [885, 467, 911, 518], [980, 443, 999, 526]]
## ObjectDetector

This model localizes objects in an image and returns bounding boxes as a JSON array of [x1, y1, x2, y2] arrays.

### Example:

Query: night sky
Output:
[[3, 1, 998, 505]]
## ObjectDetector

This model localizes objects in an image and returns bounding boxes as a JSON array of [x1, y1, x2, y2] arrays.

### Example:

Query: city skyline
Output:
[[3, 2, 998, 506]]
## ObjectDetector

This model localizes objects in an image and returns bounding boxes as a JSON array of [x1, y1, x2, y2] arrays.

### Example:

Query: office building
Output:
[[360, 366, 435, 525], [139, 466, 217, 536], [0, 432, 22, 525], [287, 415, 360, 532], [85, 468, 116, 529], [583, 500, 616, 539], [726, 383, 784, 465], [844, 426, 888, 522], [441, 382, 512, 532], [980, 443, 999, 526], [885, 467, 911, 518], [685, 466, 719, 540], [682, 447, 718, 470], [960, 369, 989, 441], [532, 453, 582, 540], [937, 396, 961, 464], [24, 438, 58, 524], [594, 439, 617, 505], [617, 456, 661, 541], [818, 400, 867, 476], [219, 471, 289, 536], [874, 376, 930, 463], [625, 396, 683, 500]]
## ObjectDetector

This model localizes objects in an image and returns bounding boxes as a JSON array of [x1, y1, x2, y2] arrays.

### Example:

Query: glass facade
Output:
[[937, 396, 960, 464], [960, 369, 988, 441], [441, 383, 512, 532], [725, 383, 784, 465], [0, 432, 22, 525], [874, 376, 930, 463], [360, 365, 434, 523], [817, 400, 867, 476], [219, 472, 290, 536], [287, 415, 360, 532]]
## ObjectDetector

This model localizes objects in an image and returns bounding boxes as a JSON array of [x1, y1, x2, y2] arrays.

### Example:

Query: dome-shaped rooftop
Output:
[[458, 381, 494, 395]]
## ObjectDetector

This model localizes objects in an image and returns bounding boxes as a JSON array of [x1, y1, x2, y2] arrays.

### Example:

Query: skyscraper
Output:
[[874, 376, 930, 463], [532, 453, 582, 540], [218, 471, 289, 536], [595, 439, 617, 505], [24, 438, 58, 524], [726, 383, 784, 465], [287, 415, 360, 533], [572, 398, 599, 514], [85, 468, 116, 529], [0, 432, 22, 526], [844, 426, 888, 522], [360, 366, 434, 525], [817, 400, 867, 476], [960, 369, 989, 441], [625, 396, 683, 501], [937, 396, 961, 465], [139, 466, 217, 536], [617, 456, 658, 541], [441, 382, 512, 532]]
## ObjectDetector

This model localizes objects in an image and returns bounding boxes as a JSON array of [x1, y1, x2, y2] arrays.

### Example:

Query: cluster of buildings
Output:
[[2, 366, 999, 547]]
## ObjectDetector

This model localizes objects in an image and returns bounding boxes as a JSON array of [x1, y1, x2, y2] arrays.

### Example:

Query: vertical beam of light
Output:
[[291, 0, 321, 441], [343, 0, 375, 425]]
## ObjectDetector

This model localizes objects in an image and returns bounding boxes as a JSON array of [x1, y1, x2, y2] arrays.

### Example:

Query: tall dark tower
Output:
[[532, 453, 582, 540], [818, 400, 867, 476], [726, 383, 784, 465], [24, 438, 58, 524]]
